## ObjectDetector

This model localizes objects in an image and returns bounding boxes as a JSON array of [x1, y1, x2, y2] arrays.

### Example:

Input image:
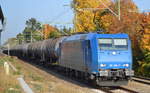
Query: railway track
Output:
[[134, 76, 150, 81], [132, 76, 150, 85]]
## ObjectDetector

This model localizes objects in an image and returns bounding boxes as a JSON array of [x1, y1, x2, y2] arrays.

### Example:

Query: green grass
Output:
[[4, 89, 22, 93], [13, 71, 21, 75], [0, 56, 15, 66], [16, 66, 21, 70], [33, 84, 43, 92], [29, 73, 43, 82]]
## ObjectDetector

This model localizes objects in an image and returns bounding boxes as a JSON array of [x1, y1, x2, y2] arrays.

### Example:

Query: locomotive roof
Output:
[[64, 33, 129, 42], [97, 33, 129, 38]]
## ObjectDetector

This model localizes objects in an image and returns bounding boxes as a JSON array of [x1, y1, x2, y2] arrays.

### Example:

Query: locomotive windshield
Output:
[[98, 38, 128, 50]]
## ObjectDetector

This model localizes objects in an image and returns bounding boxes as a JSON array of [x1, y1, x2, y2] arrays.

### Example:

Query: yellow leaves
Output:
[[75, 10, 96, 32], [145, 28, 150, 34], [100, 14, 113, 30], [74, 0, 102, 9], [140, 16, 150, 51], [73, 0, 111, 32]]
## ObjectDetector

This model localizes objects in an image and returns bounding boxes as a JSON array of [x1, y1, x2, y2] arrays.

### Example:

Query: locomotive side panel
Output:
[[59, 40, 87, 72]]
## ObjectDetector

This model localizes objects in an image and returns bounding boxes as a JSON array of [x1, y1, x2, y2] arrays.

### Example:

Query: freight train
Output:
[[3, 33, 134, 86]]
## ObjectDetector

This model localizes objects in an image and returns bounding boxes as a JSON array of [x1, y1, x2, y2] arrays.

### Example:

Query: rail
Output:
[[132, 76, 150, 85]]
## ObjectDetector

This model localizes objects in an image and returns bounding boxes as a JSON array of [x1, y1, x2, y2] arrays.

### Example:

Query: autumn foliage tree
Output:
[[72, 0, 111, 32], [42, 24, 60, 39], [140, 13, 150, 51], [136, 13, 150, 77]]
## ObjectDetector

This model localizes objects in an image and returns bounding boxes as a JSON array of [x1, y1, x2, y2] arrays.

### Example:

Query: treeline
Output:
[[15, 18, 73, 44], [4, 0, 150, 77]]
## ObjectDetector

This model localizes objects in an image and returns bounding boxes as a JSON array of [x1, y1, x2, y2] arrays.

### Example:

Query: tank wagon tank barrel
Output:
[[10, 37, 66, 62]]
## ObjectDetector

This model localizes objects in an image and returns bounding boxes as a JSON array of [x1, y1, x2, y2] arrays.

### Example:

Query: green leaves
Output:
[[19, 18, 43, 43], [26, 18, 41, 31]]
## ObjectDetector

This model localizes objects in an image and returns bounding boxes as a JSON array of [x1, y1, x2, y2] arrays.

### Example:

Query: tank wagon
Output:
[[3, 33, 134, 86]]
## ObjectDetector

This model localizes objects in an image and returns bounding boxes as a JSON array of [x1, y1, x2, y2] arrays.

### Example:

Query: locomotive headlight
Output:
[[100, 64, 106, 67], [125, 64, 129, 67], [123, 64, 129, 67], [112, 51, 116, 55]]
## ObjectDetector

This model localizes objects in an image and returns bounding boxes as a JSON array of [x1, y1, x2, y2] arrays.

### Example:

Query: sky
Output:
[[0, 0, 150, 44]]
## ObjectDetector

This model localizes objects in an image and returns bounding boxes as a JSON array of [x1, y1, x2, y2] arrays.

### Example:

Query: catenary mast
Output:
[[0, 5, 4, 46]]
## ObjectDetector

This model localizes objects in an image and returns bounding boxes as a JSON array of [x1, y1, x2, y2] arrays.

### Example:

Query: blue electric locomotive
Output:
[[59, 33, 134, 86], [3, 33, 134, 86]]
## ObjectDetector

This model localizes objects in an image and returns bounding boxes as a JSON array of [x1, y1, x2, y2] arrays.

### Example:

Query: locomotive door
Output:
[[84, 40, 92, 72]]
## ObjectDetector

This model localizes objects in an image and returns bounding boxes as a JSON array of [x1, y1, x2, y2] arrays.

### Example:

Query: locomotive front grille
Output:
[[109, 70, 124, 77], [99, 70, 126, 77], [99, 69, 134, 77]]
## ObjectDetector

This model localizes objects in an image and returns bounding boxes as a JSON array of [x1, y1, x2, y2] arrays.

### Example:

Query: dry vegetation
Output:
[[0, 55, 93, 93], [0, 55, 23, 93]]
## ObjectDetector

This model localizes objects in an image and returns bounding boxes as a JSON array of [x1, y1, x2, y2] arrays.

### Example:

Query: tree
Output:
[[47, 31, 61, 38], [42, 24, 60, 39], [72, 0, 111, 32], [16, 33, 24, 44], [23, 18, 42, 42], [23, 27, 31, 43], [3, 38, 18, 48], [140, 13, 150, 51], [136, 13, 150, 77], [26, 18, 41, 31], [59, 26, 72, 36]]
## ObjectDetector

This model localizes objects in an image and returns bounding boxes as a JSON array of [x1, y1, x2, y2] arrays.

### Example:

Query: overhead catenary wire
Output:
[[75, 0, 121, 21], [48, 8, 72, 24], [98, 0, 120, 20]]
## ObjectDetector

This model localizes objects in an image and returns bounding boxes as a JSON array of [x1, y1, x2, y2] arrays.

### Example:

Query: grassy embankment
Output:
[[0, 55, 22, 93]]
